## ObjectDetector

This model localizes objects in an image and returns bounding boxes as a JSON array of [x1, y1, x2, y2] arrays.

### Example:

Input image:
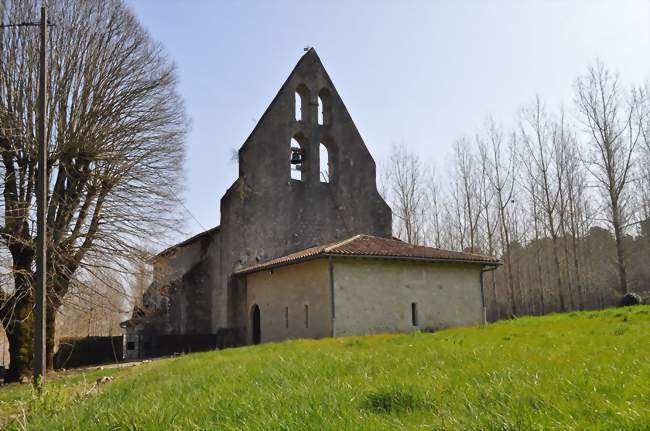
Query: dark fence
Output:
[[143, 329, 239, 358], [154, 334, 218, 356], [129, 328, 239, 359], [54, 336, 123, 370]]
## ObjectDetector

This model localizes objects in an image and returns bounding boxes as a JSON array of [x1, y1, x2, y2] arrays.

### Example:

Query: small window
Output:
[[126, 341, 135, 350], [319, 144, 329, 183], [411, 302, 418, 326], [305, 304, 310, 328], [285, 306, 289, 329]]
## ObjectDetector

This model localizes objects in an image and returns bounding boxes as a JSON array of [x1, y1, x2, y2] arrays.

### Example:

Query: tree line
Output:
[[381, 62, 650, 320]]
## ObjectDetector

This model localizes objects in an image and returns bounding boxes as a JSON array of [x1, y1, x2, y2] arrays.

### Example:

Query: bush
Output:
[[619, 292, 643, 307]]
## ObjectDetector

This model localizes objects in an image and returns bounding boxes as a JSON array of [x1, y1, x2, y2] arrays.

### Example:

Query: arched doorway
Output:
[[251, 304, 261, 345]]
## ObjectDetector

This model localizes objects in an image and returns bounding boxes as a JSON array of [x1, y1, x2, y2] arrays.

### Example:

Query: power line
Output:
[[178, 198, 207, 231], [152, 170, 207, 231], [0, 22, 38, 28], [0, 19, 54, 28]]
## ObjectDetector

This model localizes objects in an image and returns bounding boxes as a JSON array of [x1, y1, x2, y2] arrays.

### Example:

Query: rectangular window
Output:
[[305, 304, 310, 328], [411, 302, 418, 326], [285, 306, 289, 329]]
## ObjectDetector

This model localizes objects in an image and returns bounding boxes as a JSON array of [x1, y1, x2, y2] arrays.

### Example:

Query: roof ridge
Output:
[[429, 246, 498, 259], [324, 234, 363, 252], [377, 236, 498, 259], [156, 225, 220, 258]]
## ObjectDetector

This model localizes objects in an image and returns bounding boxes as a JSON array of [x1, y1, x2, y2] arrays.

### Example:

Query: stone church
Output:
[[122, 49, 500, 359]]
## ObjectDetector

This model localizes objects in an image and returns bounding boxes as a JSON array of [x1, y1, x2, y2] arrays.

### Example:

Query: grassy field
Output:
[[1, 306, 649, 430]]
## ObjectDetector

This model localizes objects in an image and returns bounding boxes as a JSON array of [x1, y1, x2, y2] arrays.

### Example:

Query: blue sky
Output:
[[125, 0, 650, 247]]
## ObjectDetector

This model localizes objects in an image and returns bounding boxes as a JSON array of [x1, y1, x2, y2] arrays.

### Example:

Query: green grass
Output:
[[2, 306, 650, 430]]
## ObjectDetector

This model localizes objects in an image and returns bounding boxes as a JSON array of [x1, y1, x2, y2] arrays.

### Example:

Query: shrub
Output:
[[620, 292, 643, 307]]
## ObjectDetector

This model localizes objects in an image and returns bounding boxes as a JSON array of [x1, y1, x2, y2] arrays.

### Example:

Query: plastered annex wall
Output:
[[332, 258, 483, 336]]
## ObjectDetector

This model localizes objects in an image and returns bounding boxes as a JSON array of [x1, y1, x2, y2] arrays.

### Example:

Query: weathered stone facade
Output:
[[124, 49, 392, 357]]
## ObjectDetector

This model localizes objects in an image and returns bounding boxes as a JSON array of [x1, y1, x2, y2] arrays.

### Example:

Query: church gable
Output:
[[236, 48, 379, 192]]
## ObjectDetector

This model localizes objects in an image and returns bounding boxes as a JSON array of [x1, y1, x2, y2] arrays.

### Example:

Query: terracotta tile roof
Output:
[[235, 234, 501, 275]]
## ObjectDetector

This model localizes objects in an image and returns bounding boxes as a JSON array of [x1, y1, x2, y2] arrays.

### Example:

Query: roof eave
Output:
[[234, 253, 324, 276], [325, 253, 502, 266]]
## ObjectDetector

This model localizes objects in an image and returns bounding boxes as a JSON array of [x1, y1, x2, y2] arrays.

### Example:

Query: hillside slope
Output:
[[2, 306, 650, 430]]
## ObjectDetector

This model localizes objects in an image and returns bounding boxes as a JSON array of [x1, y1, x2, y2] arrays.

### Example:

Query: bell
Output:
[[290, 147, 303, 165]]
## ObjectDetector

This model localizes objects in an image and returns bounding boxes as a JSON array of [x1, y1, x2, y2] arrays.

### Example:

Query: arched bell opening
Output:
[[290, 134, 307, 181], [295, 84, 311, 122], [319, 136, 337, 183], [318, 88, 332, 126]]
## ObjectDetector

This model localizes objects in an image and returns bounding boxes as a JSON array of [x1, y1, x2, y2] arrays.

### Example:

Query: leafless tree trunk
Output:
[[638, 84, 650, 221], [531, 186, 545, 315], [476, 140, 498, 318], [553, 113, 576, 310]]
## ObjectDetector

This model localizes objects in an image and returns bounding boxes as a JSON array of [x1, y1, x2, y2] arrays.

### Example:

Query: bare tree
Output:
[[520, 96, 568, 311], [560, 128, 589, 309], [574, 62, 641, 295], [385, 144, 428, 245], [638, 83, 650, 221], [483, 122, 518, 316], [552, 112, 577, 310], [426, 167, 444, 248], [56, 264, 129, 339], [451, 138, 483, 252], [529, 173, 546, 314], [0, 0, 187, 381]]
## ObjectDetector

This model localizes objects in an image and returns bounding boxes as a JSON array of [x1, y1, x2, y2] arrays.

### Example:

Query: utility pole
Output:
[[34, 3, 48, 388]]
